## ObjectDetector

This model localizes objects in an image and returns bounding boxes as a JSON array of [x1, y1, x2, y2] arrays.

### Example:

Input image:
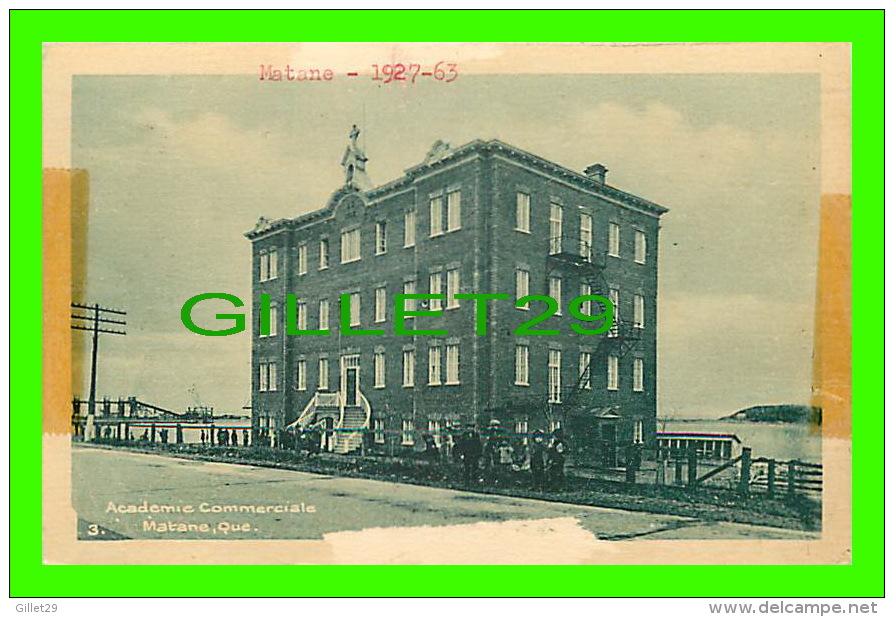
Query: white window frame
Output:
[[446, 268, 460, 309], [297, 244, 307, 275], [635, 230, 647, 264], [634, 294, 645, 329], [401, 419, 415, 446], [633, 419, 644, 444], [374, 418, 386, 444], [445, 343, 460, 385], [429, 195, 444, 237], [319, 298, 329, 331], [608, 222, 620, 258], [515, 192, 531, 233], [260, 303, 278, 338], [374, 287, 386, 323], [296, 359, 307, 391], [296, 301, 307, 331], [515, 268, 530, 308], [340, 228, 361, 264], [633, 358, 645, 392], [375, 221, 387, 255], [515, 420, 529, 441], [580, 282, 592, 316], [403, 280, 417, 312], [608, 354, 619, 391], [428, 346, 442, 386], [549, 203, 563, 254], [446, 189, 462, 232], [259, 249, 278, 282], [319, 238, 329, 270], [404, 210, 416, 247], [349, 292, 361, 328], [580, 213, 593, 261], [429, 272, 443, 311], [548, 349, 562, 403], [549, 276, 562, 315], [515, 344, 530, 386], [402, 349, 415, 387], [318, 357, 329, 391], [608, 288, 620, 338], [428, 419, 443, 447], [579, 351, 592, 390], [374, 351, 386, 388]]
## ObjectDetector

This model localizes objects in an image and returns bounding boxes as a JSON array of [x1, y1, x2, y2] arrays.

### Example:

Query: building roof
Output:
[[656, 431, 742, 443], [246, 138, 669, 240]]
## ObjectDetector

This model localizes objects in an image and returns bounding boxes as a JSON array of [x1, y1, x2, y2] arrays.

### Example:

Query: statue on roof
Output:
[[341, 124, 372, 190]]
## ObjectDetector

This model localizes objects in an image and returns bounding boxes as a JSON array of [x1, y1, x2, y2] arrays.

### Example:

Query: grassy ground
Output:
[[79, 440, 822, 532]]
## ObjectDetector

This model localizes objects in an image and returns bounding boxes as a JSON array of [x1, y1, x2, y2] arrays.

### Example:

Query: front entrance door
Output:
[[340, 354, 361, 406]]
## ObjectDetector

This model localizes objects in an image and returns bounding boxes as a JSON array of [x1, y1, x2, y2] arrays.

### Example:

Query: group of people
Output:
[[440, 420, 568, 490], [199, 428, 250, 447]]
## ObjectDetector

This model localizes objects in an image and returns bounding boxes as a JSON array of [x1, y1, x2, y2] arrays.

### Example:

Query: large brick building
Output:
[[246, 129, 667, 465]]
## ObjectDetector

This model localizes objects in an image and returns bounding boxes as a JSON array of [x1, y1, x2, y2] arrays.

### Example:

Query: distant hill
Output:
[[720, 404, 821, 424]]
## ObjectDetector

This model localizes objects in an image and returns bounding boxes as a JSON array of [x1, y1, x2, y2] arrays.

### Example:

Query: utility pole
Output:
[[71, 303, 126, 440]]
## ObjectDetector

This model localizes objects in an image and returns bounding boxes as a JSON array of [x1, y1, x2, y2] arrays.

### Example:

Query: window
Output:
[[297, 245, 307, 275], [403, 280, 417, 312], [319, 299, 330, 331], [549, 276, 562, 314], [608, 222, 620, 257], [296, 359, 307, 391], [296, 301, 307, 331], [375, 221, 387, 255], [515, 420, 529, 441], [515, 344, 530, 386], [633, 294, 645, 329], [373, 287, 386, 323], [608, 288, 620, 337], [429, 272, 443, 310], [429, 195, 443, 237], [579, 351, 592, 390], [259, 250, 278, 282], [374, 419, 385, 444], [580, 213, 593, 261], [318, 357, 329, 391], [515, 268, 530, 307], [633, 419, 644, 444], [258, 362, 277, 392], [446, 268, 460, 309], [428, 420, 443, 447], [401, 420, 415, 446], [548, 349, 562, 403], [516, 192, 531, 233], [402, 349, 415, 387], [608, 355, 619, 391], [404, 210, 416, 247], [445, 344, 460, 384], [428, 346, 442, 385], [374, 351, 386, 388], [550, 419, 562, 433], [579, 282, 592, 316], [340, 228, 361, 263], [446, 189, 462, 232], [260, 303, 278, 338], [633, 358, 644, 392], [549, 203, 563, 254], [319, 238, 329, 269], [635, 230, 647, 264], [348, 292, 361, 327]]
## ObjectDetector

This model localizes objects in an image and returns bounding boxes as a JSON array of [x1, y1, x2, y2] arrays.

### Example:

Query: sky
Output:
[[71, 73, 820, 418]]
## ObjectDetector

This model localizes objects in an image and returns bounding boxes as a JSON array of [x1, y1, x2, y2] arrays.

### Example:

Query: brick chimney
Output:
[[584, 163, 608, 184]]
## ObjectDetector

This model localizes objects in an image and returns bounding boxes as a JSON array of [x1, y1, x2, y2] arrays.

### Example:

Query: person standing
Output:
[[200, 429, 206, 445], [230, 430, 239, 447], [546, 429, 567, 490], [242, 429, 249, 447], [529, 429, 547, 490], [458, 423, 482, 486]]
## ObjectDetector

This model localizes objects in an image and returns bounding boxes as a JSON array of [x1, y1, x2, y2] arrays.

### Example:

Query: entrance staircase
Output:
[[290, 390, 371, 455]]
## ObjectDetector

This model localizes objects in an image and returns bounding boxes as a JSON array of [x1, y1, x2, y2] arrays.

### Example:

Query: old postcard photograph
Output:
[[41, 41, 852, 565]]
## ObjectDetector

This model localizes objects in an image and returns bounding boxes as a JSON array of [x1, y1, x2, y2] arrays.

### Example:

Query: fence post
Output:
[[788, 461, 797, 496], [674, 459, 684, 485], [767, 459, 776, 496], [687, 441, 698, 487], [738, 447, 752, 494]]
